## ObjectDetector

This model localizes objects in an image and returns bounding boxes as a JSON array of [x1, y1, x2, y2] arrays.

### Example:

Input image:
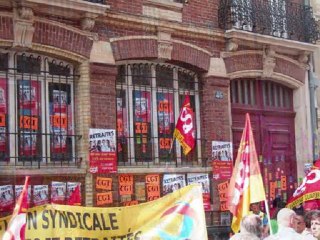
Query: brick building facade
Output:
[[0, 0, 319, 238]]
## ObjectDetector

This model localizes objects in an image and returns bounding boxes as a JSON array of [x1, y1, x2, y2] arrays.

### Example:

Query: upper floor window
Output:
[[116, 63, 202, 166], [0, 52, 78, 166]]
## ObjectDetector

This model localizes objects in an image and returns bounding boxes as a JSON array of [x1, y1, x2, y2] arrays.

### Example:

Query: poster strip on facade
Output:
[[89, 129, 117, 174], [0, 185, 208, 240], [187, 173, 211, 211], [212, 141, 233, 180], [163, 174, 186, 195]]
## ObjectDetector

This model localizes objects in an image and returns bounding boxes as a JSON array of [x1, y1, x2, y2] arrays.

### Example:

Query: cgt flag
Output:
[[287, 161, 320, 209], [227, 113, 266, 233], [3, 176, 30, 240], [173, 95, 195, 155]]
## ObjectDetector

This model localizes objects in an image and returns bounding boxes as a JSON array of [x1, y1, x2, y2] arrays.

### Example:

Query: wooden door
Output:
[[231, 79, 297, 204]]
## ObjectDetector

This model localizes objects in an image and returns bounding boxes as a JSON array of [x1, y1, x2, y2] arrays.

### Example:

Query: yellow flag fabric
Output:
[[227, 113, 266, 233], [0, 184, 208, 240]]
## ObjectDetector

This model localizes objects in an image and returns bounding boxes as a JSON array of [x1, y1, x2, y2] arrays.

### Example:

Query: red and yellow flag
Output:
[[173, 95, 195, 155], [227, 113, 266, 233], [3, 176, 30, 240]]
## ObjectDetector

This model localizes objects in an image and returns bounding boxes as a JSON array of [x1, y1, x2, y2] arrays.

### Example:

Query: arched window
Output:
[[0, 51, 78, 165], [116, 63, 201, 166]]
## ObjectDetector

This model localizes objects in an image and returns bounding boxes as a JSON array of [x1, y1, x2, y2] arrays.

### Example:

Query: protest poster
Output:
[[187, 173, 211, 211], [33, 185, 49, 206], [217, 181, 229, 211], [51, 181, 66, 204], [135, 182, 146, 201], [0, 185, 208, 240], [119, 174, 133, 195], [19, 80, 40, 156], [89, 129, 117, 174], [146, 174, 160, 201], [0, 79, 7, 153], [96, 177, 112, 191], [67, 182, 81, 205], [0, 185, 14, 212], [96, 192, 113, 206], [163, 174, 186, 195], [212, 141, 233, 180], [15, 185, 32, 205]]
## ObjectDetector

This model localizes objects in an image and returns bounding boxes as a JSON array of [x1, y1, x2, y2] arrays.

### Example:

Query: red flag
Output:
[[287, 162, 320, 209], [68, 185, 81, 206], [3, 176, 30, 240], [173, 95, 195, 155], [227, 113, 266, 233]]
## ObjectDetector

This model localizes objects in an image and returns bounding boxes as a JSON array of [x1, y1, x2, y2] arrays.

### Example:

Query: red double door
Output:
[[231, 79, 297, 204]]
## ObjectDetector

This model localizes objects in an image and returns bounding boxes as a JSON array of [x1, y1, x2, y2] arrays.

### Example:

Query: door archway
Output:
[[231, 78, 297, 203]]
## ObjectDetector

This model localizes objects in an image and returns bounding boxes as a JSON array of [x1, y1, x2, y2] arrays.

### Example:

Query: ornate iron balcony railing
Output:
[[82, 0, 106, 4], [218, 0, 319, 43]]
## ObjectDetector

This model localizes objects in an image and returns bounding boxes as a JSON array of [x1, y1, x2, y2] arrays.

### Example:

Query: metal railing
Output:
[[218, 0, 320, 43], [82, 0, 106, 4]]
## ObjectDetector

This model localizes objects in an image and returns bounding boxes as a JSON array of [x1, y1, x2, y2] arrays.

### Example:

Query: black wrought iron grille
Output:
[[82, 0, 106, 4], [218, 0, 320, 43], [0, 53, 81, 167], [116, 63, 208, 167]]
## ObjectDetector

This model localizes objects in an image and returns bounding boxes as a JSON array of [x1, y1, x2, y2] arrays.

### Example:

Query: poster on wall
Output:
[[51, 181, 66, 204], [163, 174, 186, 195], [0, 79, 7, 153], [19, 80, 40, 156], [187, 173, 211, 211], [0, 185, 14, 212], [67, 182, 81, 205], [15, 185, 32, 205], [33, 185, 49, 206], [212, 141, 233, 180], [50, 89, 70, 154], [146, 174, 160, 202], [89, 129, 117, 174]]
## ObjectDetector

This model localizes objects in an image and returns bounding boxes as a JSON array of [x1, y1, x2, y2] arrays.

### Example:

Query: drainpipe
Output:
[[309, 54, 320, 161]]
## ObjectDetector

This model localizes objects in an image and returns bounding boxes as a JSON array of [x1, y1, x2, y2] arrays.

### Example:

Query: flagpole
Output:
[[264, 199, 273, 235]]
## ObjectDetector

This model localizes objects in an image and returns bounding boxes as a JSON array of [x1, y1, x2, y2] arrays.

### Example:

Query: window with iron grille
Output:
[[116, 63, 201, 166], [0, 52, 78, 166]]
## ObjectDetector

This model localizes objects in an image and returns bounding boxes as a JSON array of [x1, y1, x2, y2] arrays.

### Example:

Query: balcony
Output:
[[218, 0, 320, 43]]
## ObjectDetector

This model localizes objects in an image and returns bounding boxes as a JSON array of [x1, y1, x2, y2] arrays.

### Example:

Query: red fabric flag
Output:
[[227, 113, 266, 233], [68, 185, 81, 206], [173, 95, 195, 155], [3, 176, 30, 240], [287, 162, 320, 209]]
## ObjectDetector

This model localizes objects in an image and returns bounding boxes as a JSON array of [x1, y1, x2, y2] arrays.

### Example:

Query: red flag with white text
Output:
[[173, 95, 195, 155], [3, 176, 30, 240]]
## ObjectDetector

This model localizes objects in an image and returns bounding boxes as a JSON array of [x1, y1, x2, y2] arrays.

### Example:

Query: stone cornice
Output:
[[103, 11, 225, 42]]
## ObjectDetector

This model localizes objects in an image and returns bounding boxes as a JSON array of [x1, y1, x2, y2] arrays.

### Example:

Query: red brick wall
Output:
[[111, 39, 158, 60], [201, 76, 231, 158], [224, 54, 263, 73], [33, 22, 93, 58], [90, 63, 117, 129], [108, 0, 143, 15], [0, 16, 13, 40], [274, 58, 305, 84]]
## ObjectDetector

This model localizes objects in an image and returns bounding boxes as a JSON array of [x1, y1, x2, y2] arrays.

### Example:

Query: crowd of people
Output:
[[230, 201, 320, 240]]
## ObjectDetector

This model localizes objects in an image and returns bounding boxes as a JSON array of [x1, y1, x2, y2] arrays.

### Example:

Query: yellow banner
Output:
[[0, 185, 207, 240]]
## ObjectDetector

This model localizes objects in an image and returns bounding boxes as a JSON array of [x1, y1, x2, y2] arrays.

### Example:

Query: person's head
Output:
[[293, 212, 306, 234], [305, 210, 315, 229], [310, 210, 320, 239], [277, 208, 296, 228], [240, 214, 262, 238], [250, 202, 261, 214]]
